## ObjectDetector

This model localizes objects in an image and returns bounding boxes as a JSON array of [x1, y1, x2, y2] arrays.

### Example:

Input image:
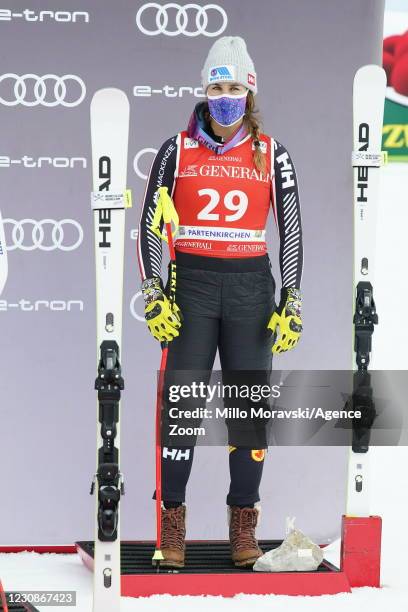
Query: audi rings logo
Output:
[[4, 219, 83, 251], [134, 147, 157, 179], [136, 3, 228, 37], [130, 292, 146, 322], [0, 74, 86, 107]]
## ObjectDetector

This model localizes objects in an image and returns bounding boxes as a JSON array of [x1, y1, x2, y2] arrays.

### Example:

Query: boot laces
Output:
[[231, 507, 258, 551], [161, 506, 185, 550]]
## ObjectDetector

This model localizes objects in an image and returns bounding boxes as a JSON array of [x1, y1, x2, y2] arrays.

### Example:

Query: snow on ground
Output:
[[1, 447, 407, 612]]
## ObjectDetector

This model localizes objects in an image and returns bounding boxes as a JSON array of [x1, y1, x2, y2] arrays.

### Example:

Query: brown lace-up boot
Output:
[[229, 505, 263, 567], [157, 504, 186, 568]]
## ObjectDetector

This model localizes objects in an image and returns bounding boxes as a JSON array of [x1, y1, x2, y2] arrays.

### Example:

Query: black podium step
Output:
[[77, 539, 336, 574], [76, 539, 350, 597]]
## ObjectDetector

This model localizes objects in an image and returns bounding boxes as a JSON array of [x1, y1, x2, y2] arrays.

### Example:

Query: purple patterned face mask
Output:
[[207, 92, 248, 127], [187, 101, 248, 155]]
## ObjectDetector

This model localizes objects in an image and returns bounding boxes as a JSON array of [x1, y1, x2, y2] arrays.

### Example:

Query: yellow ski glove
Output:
[[142, 277, 182, 342], [268, 288, 303, 354]]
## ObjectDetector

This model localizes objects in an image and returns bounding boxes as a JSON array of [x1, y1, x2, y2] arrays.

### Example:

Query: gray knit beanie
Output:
[[201, 36, 257, 94]]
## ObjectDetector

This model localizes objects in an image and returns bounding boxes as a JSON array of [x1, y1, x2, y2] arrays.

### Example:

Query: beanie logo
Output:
[[208, 64, 235, 83], [248, 73, 256, 87]]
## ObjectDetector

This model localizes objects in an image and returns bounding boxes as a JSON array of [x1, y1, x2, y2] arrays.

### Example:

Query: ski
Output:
[[89, 88, 130, 611], [346, 65, 386, 516]]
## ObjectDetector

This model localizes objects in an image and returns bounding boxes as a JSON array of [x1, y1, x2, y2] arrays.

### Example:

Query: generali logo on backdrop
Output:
[[0, 8, 89, 23], [135, 3, 228, 37]]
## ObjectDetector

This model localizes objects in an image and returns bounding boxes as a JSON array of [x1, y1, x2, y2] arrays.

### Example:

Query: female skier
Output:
[[138, 36, 303, 568]]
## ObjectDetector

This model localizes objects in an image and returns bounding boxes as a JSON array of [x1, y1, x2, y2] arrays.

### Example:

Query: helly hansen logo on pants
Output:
[[162, 447, 191, 461]]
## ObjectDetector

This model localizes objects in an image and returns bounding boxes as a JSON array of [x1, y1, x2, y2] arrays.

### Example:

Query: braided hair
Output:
[[243, 91, 267, 174]]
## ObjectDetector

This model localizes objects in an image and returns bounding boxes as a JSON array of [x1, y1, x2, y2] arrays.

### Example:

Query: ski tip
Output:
[[354, 64, 387, 88], [90, 88, 129, 111]]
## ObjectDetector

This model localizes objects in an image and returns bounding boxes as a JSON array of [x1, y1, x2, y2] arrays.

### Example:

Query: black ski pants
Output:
[[159, 252, 276, 506]]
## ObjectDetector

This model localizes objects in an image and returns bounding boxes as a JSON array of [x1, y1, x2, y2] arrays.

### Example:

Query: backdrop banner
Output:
[[0, 0, 384, 544]]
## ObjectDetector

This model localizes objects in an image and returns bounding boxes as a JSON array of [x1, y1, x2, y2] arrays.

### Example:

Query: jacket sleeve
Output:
[[137, 135, 179, 280], [273, 140, 303, 289]]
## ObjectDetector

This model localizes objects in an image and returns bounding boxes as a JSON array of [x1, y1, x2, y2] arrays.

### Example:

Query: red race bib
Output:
[[173, 131, 274, 258]]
